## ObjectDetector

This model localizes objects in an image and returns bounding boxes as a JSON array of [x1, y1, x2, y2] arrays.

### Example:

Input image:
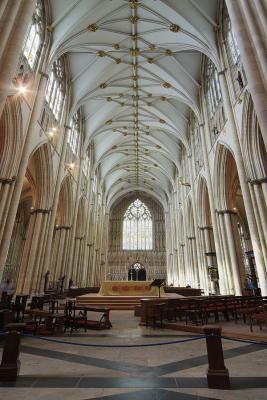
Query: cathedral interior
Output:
[[0, 1, 266, 399]]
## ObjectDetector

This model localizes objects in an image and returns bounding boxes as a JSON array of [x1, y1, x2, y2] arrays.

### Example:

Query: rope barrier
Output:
[[221, 335, 267, 346], [2, 330, 267, 347], [21, 332, 206, 347]]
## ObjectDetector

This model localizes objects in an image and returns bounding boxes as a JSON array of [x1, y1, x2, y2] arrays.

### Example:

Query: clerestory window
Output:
[[45, 58, 65, 121], [22, 1, 44, 69]]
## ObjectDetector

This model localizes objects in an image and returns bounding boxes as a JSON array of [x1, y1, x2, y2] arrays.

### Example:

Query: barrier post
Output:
[[203, 325, 230, 389], [0, 323, 25, 382]]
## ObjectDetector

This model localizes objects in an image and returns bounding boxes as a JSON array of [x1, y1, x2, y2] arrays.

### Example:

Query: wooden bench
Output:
[[75, 306, 112, 330]]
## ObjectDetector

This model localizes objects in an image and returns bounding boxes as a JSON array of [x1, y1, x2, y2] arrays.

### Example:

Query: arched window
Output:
[[45, 58, 65, 121], [82, 152, 90, 176], [222, 8, 247, 98], [22, 1, 44, 69], [204, 60, 225, 145], [123, 199, 152, 250], [205, 61, 222, 119], [191, 117, 203, 176], [68, 113, 81, 156]]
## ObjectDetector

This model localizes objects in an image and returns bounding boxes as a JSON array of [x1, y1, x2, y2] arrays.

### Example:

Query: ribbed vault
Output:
[[49, 0, 220, 207]]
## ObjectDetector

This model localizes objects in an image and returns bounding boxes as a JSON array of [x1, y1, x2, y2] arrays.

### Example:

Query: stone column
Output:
[[219, 210, 242, 295], [0, 178, 16, 244], [219, 71, 267, 295], [30, 209, 50, 293], [0, 73, 48, 283], [16, 208, 50, 294], [226, 0, 267, 147], [249, 180, 267, 267], [41, 125, 70, 278], [199, 124, 227, 294], [217, 213, 232, 294], [0, 0, 35, 118]]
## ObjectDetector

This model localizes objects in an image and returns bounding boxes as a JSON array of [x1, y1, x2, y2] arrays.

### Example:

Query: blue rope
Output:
[[221, 335, 267, 346], [21, 332, 206, 347], [3, 330, 267, 347]]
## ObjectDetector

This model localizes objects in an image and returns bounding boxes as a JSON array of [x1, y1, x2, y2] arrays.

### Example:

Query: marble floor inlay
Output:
[[0, 311, 267, 400]]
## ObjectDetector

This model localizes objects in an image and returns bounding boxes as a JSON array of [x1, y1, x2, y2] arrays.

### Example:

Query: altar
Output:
[[98, 280, 165, 297]]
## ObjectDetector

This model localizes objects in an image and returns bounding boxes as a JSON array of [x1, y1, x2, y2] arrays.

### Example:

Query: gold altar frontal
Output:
[[98, 281, 165, 296]]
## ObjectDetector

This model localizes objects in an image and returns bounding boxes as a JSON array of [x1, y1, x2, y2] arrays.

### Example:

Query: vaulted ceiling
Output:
[[49, 0, 220, 208]]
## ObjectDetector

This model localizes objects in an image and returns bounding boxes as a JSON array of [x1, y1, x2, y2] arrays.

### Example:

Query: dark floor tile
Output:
[[78, 377, 178, 388], [157, 389, 219, 400], [175, 377, 208, 388], [230, 376, 267, 389], [82, 389, 158, 400], [0, 376, 37, 388], [21, 345, 152, 375], [31, 376, 80, 388], [154, 343, 265, 376]]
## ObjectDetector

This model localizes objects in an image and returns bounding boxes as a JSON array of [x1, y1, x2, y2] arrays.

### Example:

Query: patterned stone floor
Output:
[[0, 311, 267, 399]]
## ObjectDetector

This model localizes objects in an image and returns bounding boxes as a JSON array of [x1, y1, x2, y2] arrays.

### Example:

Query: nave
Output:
[[0, 0, 267, 399]]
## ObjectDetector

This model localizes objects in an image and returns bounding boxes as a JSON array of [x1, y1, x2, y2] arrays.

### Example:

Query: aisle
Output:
[[1, 311, 267, 400]]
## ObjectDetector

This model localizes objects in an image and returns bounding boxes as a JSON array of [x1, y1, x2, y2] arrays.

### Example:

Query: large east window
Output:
[[123, 199, 152, 250]]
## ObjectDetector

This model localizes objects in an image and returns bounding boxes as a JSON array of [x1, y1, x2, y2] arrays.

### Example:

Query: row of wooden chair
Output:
[[145, 296, 267, 330]]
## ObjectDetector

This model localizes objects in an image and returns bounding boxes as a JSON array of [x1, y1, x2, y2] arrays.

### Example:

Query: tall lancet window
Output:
[[123, 199, 152, 250]]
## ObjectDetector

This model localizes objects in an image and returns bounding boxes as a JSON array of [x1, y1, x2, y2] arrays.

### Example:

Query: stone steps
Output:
[[75, 295, 159, 310]]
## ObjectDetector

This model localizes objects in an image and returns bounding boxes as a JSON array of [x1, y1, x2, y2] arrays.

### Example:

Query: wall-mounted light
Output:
[[18, 85, 27, 95], [66, 162, 75, 173]]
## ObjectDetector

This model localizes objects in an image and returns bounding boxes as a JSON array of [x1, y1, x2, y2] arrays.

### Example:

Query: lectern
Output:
[[150, 279, 165, 298]]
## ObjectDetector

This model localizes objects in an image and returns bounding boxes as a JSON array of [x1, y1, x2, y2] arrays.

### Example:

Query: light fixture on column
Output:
[[66, 162, 75, 173], [13, 65, 28, 96]]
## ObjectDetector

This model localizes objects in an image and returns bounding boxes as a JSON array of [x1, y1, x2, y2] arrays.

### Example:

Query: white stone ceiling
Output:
[[49, 0, 220, 208]]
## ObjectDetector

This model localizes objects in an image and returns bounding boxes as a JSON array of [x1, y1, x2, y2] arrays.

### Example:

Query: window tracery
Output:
[[204, 60, 225, 146], [192, 118, 203, 176], [68, 113, 80, 156], [82, 152, 90, 176], [22, 1, 44, 70], [123, 199, 152, 250], [45, 58, 65, 121], [222, 8, 247, 98]]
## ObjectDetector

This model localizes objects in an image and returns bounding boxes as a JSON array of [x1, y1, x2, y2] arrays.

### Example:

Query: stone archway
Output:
[[214, 144, 255, 295], [128, 262, 146, 281], [7, 142, 54, 294]]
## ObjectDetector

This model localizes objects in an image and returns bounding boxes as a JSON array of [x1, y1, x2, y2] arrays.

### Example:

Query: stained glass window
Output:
[[82, 152, 90, 176], [222, 7, 247, 97], [205, 60, 222, 119], [45, 59, 65, 121], [22, 1, 44, 69], [123, 199, 152, 250], [68, 113, 80, 155]]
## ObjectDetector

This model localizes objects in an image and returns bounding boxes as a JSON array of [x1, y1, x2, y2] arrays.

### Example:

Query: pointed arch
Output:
[[242, 91, 267, 180], [0, 97, 23, 178], [57, 176, 74, 226], [122, 198, 152, 250]]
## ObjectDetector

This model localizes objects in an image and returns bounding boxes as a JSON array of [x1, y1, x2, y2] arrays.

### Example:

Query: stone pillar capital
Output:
[[216, 209, 237, 215], [249, 177, 267, 185], [30, 208, 51, 215], [198, 225, 213, 231], [55, 225, 71, 230], [0, 176, 16, 185]]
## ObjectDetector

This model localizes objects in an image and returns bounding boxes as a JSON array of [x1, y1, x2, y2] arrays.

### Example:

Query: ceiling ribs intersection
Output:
[[84, 0, 182, 197]]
